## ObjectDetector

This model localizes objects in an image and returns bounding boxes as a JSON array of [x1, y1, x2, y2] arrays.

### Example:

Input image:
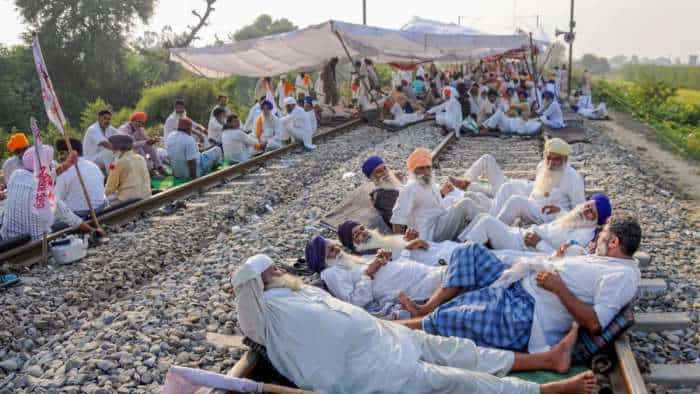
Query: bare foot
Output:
[[540, 371, 596, 394], [398, 292, 423, 317], [448, 176, 470, 190], [548, 323, 580, 373]]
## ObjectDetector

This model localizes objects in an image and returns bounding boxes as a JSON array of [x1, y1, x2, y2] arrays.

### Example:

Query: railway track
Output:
[[0, 118, 363, 270], [216, 125, 694, 394]]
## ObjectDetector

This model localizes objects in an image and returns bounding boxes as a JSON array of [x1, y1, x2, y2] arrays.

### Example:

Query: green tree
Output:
[[230, 14, 298, 42], [0, 44, 43, 132], [578, 53, 611, 75]]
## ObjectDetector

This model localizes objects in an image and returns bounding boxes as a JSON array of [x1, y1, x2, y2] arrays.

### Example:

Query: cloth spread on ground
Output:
[[321, 182, 391, 233]]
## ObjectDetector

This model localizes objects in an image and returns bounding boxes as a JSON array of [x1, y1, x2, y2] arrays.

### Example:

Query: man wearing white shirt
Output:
[[206, 107, 226, 148], [83, 110, 118, 171], [242, 96, 266, 133], [460, 194, 612, 254], [254, 100, 285, 150], [302, 97, 318, 134], [221, 114, 265, 163], [540, 91, 565, 129], [279, 97, 316, 150], [54, 139, 107, 217], [426, 87, 463, 135], [163, 100, 206, 141], [496, 138, 585, 226], [391, 148, 487, 242], [395, 215, 642, 354], [166, 117, 221, 180]]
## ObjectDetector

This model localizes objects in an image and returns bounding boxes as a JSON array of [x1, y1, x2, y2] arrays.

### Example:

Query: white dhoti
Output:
[[435, 112, 460, 133], [384, 112, 424, 127], [464, 154, 507, 197], [431, 197, 489, 242], [286, 126, 315, 149], [484, 110, 541, 135], [578, 103, 608, 120], [496, 195, 558, 225], [458, 214, 525, 249]]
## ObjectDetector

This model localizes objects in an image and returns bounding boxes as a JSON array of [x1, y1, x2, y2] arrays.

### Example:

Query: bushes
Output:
[[620, 64, 700, 91], [136, 78, 222, 126]]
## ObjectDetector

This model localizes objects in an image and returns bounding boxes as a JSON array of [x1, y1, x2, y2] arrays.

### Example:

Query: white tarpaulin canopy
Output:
[[169, 20, 532, 78], [400, 16, 485, 35]]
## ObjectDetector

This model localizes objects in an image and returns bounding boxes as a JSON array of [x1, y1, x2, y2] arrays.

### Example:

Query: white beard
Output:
[[326, 252, 368, 270], [266, 274, 304, 291], [375, 170, 403, 190], [412, 173, 433, 188], [532, 165, 564, 198], [355, 229, 408, 255], [551, 205, 597, 230]]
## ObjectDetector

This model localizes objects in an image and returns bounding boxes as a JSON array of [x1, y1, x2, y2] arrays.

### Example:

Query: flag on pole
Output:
[[32, 34, 68, 134], [29, 117, 56, 229]]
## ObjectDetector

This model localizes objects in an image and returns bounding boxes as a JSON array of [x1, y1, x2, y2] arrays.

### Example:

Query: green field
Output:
[[672, 88, 700, 106]]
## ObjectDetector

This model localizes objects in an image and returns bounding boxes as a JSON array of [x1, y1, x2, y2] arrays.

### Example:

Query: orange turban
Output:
[[7, 133, 30, 153], [442, 87, 452, 98], [130, 112, 148, 123], [407, 148, 432, 172]]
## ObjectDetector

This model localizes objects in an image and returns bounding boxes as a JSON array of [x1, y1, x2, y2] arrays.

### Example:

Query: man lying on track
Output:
[[458, 194, 612, 254], [394, 215, 641, 355], [235, 254, 597, 394]]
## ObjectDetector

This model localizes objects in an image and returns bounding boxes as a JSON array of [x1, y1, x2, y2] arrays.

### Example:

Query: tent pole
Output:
[[333, 30, 382, 118]]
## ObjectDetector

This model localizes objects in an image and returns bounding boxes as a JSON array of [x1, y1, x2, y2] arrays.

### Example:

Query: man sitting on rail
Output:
[[426, 87, 463, 136], [54, 138, 108, 218], [254, 100, 285, 150], [495, 138, 585, 226], [206, 107, 227, 148], [82, 109, 118, 172], [279, 96, 316, 150], [303, 97, 319, 134], [382, 97, 424, 128], [539, 91, 565, 129], [104, 134, 151, 203], [395, 215, 641, 355], [221, 114, 266, 164], [0, 145, 105, 240], [459, 194, 612, 254], [165, 117, 222, 180], [391, 148, 488, 242], [234, 254, 597, 394]]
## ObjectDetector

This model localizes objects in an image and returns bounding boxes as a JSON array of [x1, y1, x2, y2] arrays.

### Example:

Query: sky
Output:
[[1, 0, 699, 61]]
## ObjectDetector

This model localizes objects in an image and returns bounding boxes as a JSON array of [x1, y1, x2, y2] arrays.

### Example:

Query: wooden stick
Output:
[[262, 383, 315, 394]]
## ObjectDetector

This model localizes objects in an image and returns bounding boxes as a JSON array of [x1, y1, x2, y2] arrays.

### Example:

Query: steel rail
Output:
[[1, 118, 363, 269]]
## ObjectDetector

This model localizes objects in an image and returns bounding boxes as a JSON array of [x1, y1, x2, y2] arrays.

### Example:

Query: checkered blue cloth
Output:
[[422, 244, 535, 351]]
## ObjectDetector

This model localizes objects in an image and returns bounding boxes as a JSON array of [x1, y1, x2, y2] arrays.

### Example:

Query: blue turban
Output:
[[543, 91, 555, 100], [305, 236, 327, 273], [261, 100, 274, 110], [362, 156, 384, 178], [337, 220, 359, 253], [304, 96, 314, 104], [591, 193, 612, 225]]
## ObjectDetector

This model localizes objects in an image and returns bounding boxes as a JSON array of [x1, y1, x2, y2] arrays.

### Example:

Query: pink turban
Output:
[[22, 145, 54, 172]]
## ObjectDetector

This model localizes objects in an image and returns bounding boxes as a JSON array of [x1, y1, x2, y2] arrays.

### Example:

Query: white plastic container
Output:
[[50, 235, 88, 265]]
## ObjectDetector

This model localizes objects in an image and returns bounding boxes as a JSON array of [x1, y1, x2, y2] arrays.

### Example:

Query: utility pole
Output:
[[362, 0, 367, 25], [567, 0, 575, 99]]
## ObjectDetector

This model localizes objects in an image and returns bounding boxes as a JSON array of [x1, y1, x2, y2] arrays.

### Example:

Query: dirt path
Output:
[[590, 110, 700, 210]]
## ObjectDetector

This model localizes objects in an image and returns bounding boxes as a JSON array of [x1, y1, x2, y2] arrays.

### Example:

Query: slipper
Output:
[[0, 273, 21, 289]]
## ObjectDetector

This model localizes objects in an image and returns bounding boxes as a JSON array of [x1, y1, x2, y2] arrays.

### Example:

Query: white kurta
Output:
[[206, 118, 224, 147], [260, 286, 536, 394], [384, 102, 423, 127], [404, 240, 462, 266], [83, 122, 118, 169], [222, 128, 258, 163], [391, 181, 447, 241], [243, 104, 261, 132], [459, 213, 596, 254], [497, 162, 585, 225], [578, 103, 608, 120], [164, 112, 204, 140], [483, 110, 541, 135], [428, 98, 463, 133], [280, 106, 315, 149], [540, 100, 565, 129]]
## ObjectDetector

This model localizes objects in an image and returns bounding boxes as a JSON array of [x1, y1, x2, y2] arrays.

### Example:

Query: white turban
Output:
[[283, 97, 296, 106], [233, 254, 274, 346], [545, 138, 571, 157]]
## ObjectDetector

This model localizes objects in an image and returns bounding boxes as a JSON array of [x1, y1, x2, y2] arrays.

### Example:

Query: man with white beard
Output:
[[234, 254, 597, 394], [496, 138, 585, 225], [426, 87, 463, 136], [459, 194, 612, 254], [395, 215, 641, 355], [392, 148, 489, 242]]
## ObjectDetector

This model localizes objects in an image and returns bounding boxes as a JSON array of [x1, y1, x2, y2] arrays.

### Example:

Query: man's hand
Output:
[[440, 182, 455, 198], [376, 249, 392, 261], [406, 239, 429, 251], [448, 176, 470, 191], [536, 271, 566, 294], [523, 231, 541, 248], [541, 204, 561, 215], [364, 255, 389, 279], [404, 228, 419, 241], [393, 170, 406, 183]]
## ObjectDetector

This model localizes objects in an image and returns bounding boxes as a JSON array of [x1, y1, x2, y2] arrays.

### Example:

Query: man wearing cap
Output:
[[396, 215, 641, 359], [255, 100, 284, 150], [426, 87, 463, 136], [233, 253, 597, 394], [1, 145, 105, 240], [2, 133, 31, 186], [119, 112, 168, 178], [391, 148, 488, 242], [83, 109, 118, 172], [496, 138, 585, 226], [460, 194, 612, 254], [105, 134, 151, 202], [164, 100, 207, 141], [539, 91, 565, 129], [165, 117, 222, 180], [279, 97, 316, 150]]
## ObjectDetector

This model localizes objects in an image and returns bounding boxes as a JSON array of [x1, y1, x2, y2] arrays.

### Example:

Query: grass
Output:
[[672, 88, 700, 106]]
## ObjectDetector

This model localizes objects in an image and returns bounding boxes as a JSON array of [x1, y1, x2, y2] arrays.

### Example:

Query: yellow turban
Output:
[[7, 133, 30, 153], [545, 138, 571, 157], [407, 148, 433, 172]]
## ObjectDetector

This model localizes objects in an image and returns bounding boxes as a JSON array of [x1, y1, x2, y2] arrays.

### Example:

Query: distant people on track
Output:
[[222, 114, 266, 164], [2, 133, 30, 187], [280, 97, 316, 150], [539, 91, 565, 129], [119, 112, 168, 179], [255, 100, 285, 150], [105, 134, 151, 203], [321, 57, 339, 106], [83, 110, 118, 172], [426, 87, 463, 136], [54, 138, 108, 218], [165, 117, 221, 180]]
